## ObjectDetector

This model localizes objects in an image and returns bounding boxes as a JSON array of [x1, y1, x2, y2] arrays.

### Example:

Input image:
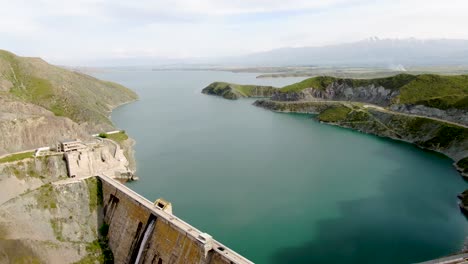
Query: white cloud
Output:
[[1, 0, 467, 65], [113, 0, 350, 16]]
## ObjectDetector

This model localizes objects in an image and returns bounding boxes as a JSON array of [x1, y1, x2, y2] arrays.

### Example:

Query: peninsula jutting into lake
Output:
[[202, 74, 468, 177]]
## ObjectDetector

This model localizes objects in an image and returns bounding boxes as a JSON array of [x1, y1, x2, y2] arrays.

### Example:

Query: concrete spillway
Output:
[[134, 216, 156, 264], [99, 174, 253, 264]]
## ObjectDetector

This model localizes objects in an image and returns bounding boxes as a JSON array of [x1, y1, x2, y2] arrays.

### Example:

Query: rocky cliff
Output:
[[0, 97, 92, 155], [272, 82, 399, 106], [202, 82, 277, 99], [390, 104, 468, 127], [271, 74, 468, 125], [0, 156, 107, 263]]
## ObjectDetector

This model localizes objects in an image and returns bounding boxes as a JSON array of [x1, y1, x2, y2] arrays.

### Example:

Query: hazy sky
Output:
[[1, 0, 468, 65]]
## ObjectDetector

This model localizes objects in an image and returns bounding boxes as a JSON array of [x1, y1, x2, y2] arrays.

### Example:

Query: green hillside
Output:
[[279, 74, 417, 92], [278, 74, 468, 110], [398, 74, 468, 109], [280, 76, 339, 92], [202, 82, 277, 99], [0, 50, 138, 128]]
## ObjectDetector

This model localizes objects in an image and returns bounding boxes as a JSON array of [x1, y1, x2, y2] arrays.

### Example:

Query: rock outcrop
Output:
[[254, 99, 340, 113], [0, 157, 106, 263], [390, 104, 468, 126], [271, 83, 399, 106], [458, 190, 468, 216], [0, 97, 92, 155]]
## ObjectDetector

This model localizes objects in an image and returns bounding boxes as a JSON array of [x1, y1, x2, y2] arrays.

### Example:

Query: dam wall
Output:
[[99, 174, 252, 264]]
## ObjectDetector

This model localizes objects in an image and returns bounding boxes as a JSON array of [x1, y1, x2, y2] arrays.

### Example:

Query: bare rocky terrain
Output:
[[0, 50, 138, 263], [0, 97, 92, 155], [0, 156, 103, 263]]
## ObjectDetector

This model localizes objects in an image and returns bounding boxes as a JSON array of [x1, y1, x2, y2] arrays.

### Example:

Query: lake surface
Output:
[[92, 70, 468, 264]]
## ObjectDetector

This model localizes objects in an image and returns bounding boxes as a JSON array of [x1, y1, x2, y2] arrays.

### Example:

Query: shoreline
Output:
[[252, 100, 468, 179], [107, 98, 139, 120]]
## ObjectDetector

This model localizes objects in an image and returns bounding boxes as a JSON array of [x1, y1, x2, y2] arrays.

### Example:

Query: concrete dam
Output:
[[99, 174, 252, 264]]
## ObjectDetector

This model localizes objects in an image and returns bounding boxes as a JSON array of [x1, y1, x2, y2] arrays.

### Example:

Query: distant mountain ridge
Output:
[[67, 38, 468, 67], [225, 38, 468, 67]]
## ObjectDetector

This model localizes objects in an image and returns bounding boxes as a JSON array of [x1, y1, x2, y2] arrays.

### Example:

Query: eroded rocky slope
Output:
[[0, 97, 92, 155], [0, 156, 107, 263], [271, 83, 399, 105]]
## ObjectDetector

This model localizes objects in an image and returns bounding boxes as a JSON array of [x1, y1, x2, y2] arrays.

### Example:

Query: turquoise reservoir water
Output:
[[92, 70, 468, 264]]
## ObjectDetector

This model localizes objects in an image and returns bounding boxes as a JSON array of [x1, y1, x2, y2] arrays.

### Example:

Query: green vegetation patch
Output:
[[348, 73, 416, 90], [420, 124, 468, 149], [103, 131, 128, 144], [459, 189, 468, 208], [85, 177, 103, 212], [347, 110, 372, 122], [280, 76, 337, 92], [398, 74, 468, 109], [74, 224, 113, 264], [279, 74, 417, 93], [99, 223, 109, 237], [398, 116, 442, 136], [35, 183, 58, 210], [317, 106, 351, 122], [233, 84, 276, 97], [0, 151, 34, 163], [456, 157, 468, 173], [74, 238, 113, 264], [50, 218, 64, 241], [202, 82, 276, 99]]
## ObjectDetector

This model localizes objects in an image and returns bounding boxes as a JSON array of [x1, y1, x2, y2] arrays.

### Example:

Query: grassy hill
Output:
[[202, 82, 277, 99], [279, 74, 468, 110], [0, 50, 138, 130]]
